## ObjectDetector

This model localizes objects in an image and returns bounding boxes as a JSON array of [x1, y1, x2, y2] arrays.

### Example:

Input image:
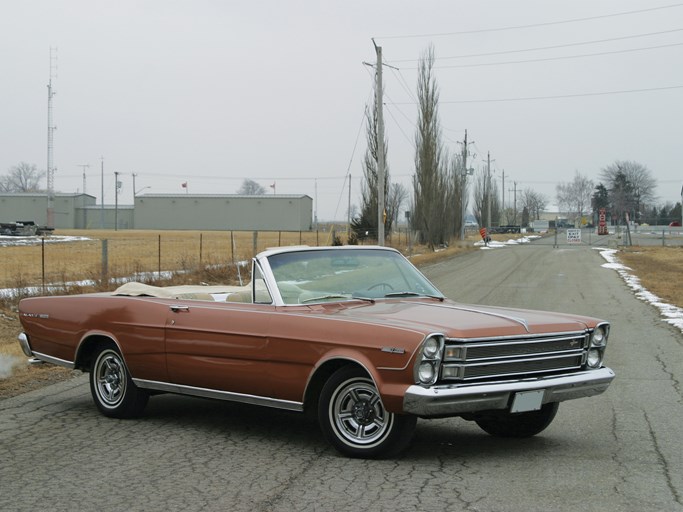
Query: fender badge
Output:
[[381, 347, 405, 354]]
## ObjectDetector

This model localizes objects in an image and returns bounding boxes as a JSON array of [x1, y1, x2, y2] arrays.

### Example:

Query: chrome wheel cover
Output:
[[94, 350, 127, 408], [330, 377, 393, 447]]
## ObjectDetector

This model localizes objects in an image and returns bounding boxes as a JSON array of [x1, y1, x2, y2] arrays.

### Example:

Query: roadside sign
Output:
[[567, 229, 582, 244]]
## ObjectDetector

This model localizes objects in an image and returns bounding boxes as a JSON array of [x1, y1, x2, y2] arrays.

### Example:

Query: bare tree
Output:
[[237, 179, 266, 195], [555, 171, 594, 225], [599, 161, 656, 223], [600, 161, 656, 203], [412, 45, 447, 248], [472, 169, 500, 228], [1, 162, 45, 192], [442, 153, 469, 239], [386, 182, 408, 229], [0, 175, 11, 192], [520, 188, 548, 222]]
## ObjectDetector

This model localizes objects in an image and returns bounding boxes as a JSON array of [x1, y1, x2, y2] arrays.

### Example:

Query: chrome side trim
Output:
[[132, 378, 304, 412], [403, 366, 615, 417], [30, 351, 76, 370]]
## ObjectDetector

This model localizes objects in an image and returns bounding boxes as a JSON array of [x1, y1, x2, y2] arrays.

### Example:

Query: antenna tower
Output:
[[46, 47, 57, 228]]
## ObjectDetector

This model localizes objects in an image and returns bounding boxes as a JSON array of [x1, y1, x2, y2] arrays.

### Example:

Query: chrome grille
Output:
[[441, 333, 588, 382]]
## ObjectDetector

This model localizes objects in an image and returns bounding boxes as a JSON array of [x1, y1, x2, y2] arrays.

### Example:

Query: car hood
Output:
[[321, 298, 598, 338]]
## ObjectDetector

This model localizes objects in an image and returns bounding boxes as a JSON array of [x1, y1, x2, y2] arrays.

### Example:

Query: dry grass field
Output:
[[1, 232, 680, 399], [0, 229, 350, 291], [618, 246, 683, 307]]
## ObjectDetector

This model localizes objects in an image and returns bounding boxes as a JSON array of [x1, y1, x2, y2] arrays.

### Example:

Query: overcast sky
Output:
[[1, 0, 681, 221]]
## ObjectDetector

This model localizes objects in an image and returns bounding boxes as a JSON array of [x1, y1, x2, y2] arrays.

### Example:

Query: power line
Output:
[[375, 3, 683, 39], [422, 42, 683, 69], [383, 104, 416, 149], [390, 28, 683, 63], [388, 84, 683, 104]]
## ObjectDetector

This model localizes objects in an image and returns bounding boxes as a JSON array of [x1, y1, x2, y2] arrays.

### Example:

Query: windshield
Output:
[[266, 248, 443, 305]]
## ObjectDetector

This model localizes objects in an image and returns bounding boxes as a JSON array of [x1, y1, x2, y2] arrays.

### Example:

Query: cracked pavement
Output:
[[1, 244, 681, 511]]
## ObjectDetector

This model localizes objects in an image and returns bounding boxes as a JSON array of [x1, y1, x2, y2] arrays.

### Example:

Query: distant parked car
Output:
[[670, 221, 681, 227], [18, 245, 615, 458]]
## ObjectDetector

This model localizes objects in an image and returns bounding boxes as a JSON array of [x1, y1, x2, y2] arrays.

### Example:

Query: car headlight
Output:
[[418, 362, 436, 384], [591, 324, 609, 347], [414, 334, 444, 386], [423, 337, 440, 358], [586, 348, 602, 368]]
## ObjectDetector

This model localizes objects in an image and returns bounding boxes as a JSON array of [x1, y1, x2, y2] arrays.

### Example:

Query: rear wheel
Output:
[[318, 366, 416, 458], [89, 342, 148, 418], [475, 402, 559, 438]]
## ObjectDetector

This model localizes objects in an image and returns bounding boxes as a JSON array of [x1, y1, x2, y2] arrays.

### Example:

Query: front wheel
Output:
[[318, 366, 416, 458], [475, 402, 559, 438], [89, 342, 148, 418]]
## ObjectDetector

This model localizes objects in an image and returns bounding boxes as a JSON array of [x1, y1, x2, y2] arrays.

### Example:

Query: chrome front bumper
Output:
[[403, 367, 615, 417]]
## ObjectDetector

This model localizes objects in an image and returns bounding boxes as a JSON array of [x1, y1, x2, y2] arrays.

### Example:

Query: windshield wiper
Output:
[[384, 291, 445, 302], [300, 294, 348, 304], [302, 294, 376, 304]]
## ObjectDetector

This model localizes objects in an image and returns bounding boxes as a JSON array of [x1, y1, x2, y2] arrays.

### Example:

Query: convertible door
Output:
[[164, 301, 274, 397]]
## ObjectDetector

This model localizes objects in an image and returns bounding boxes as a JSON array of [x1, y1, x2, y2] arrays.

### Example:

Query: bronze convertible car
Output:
[[18, 246, 614, 458]]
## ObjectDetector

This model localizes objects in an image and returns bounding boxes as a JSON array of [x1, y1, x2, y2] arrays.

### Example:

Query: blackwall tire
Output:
[[89, 342, 149, 419], [475, 402, 559, 438], [318, 366, 416, 458]]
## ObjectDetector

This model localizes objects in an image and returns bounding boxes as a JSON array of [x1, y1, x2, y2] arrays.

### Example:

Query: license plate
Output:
[[510, 390, 544, 413]]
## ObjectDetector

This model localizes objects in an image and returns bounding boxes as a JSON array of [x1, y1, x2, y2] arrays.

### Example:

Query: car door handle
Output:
[[170, 305, 190, 313]]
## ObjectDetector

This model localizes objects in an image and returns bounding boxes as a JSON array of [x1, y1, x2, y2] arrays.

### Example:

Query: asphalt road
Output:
[[1, 244, 682, 512]]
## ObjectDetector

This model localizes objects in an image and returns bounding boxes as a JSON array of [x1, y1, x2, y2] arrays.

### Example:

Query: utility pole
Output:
[[100, 157, 105, 229], [114, 171, 119, 231], [132, 173, 137, 200], [501, 170, 505, 222], [459, 130, 474, 241], [487, 152, 492, 230], [508, 182, 519, 224], [46, 47, 57, 229], [347, 173, 352, 238], [78, 164, 89, 194], [373, 40, 386, 246]]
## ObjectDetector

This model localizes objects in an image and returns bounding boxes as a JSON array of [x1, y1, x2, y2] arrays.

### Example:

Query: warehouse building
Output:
[[134, 194, 312, 231], [0, 193, 96, 229], [0, 193, 312, 231]]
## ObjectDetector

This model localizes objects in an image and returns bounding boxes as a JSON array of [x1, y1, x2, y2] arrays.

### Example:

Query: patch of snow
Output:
[[475, 236, 536, 250], [598, 249, 683, 334], [0, 235, 91, 247]]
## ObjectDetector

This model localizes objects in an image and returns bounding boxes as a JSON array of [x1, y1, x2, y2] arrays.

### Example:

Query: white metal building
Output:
[[0, 193, 313, 231], [134, 194, 313, 231]]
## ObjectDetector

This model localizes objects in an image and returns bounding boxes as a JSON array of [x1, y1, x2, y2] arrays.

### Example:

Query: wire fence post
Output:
[[41, 238, 46, 293], [230, 231, 234, 265], [158, 235, 162, 278], [199, 233, 203, 269], [101, 239, 109, 284]]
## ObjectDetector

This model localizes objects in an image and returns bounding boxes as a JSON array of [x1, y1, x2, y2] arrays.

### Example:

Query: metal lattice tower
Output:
[[46, 47, 57, 228]]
